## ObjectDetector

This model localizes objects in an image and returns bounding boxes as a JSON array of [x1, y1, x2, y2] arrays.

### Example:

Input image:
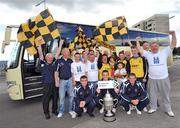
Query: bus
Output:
[[1, 21, 172, 100]]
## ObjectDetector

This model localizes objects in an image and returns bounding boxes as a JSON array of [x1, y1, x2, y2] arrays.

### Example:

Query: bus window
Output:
[[23, 49, 40, 77], [7, 42, 21, 69]]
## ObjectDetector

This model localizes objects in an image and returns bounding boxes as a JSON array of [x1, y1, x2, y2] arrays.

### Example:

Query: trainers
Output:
[[99, 107, 104, 114], [143, 107, 148, 112], [127, 110, 131, 115], [57, 113, 63, 118], [135, 107, 142, 115], [83, 107, 87, 113], [167, 111, 175, 117], [148, 109, 156, 114], [69, 111, 76, 118], [112, 108, 116, 113]]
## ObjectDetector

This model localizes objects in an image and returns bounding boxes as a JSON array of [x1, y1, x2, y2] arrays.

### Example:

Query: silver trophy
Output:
[[99, 90, 118, 122]]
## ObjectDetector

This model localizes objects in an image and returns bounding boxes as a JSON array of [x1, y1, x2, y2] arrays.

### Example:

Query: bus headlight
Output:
[[7, 81, 16, 88]]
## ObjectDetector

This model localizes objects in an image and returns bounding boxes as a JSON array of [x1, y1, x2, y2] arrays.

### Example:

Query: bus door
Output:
[[22, 49, 43, 99]]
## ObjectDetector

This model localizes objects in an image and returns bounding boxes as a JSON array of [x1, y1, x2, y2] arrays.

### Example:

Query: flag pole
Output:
[[35, 0, 47, 9], [44, 0, 46, 9]]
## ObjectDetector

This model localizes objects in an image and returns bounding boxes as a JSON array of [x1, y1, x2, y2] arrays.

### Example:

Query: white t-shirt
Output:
[[85, 60, 98, 82], [114, 68, 127, 83], [143, 46, 172, 79], [71, 61, 86, 81]]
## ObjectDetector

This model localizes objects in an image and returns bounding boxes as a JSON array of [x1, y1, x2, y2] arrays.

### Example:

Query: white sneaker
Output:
[[69, 111, 76, 118], [167, 111, 175, 117], [112, 108, 116, 113], [143, 107, 148, 112], [83, 107, 87, 113], [148, 109, 156, 114], [99, 107, 104, 114], [127, 110, 131, 115], [57, 113, 63, 118], [135, 107, 142, 115]]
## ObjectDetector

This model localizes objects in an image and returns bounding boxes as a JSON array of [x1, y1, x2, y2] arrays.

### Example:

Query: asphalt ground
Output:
[[0, 60, 180, 128]]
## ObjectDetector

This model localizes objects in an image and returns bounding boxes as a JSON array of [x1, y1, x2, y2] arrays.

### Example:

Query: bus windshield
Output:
[[7, 42, 21, 69]]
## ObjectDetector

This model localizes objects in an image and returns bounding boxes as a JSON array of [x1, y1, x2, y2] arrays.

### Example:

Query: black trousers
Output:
[[42, 83, 58, 115], [74, 100, 96, 115]]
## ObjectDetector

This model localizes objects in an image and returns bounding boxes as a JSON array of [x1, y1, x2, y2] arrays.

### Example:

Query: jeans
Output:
[[58, 78, 74, 113]]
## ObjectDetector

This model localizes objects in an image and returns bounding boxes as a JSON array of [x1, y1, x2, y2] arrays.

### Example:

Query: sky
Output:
[[0, 0, 180, 60]]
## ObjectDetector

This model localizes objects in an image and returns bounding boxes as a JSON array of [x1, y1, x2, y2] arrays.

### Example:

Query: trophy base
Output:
[[103, 112, 116, 122], [103, 116, 116, 122]]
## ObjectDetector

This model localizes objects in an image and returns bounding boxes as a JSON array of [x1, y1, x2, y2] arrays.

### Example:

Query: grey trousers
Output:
[[148, 77, 172, 112]]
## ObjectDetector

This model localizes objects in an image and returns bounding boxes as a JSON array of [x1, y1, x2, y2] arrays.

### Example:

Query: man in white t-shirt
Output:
[[136, 31, 177, 117], [86, 50, 99, 95], [71, 52, 87, 86]]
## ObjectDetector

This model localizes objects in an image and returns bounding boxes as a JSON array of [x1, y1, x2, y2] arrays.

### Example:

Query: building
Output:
[[132, 14, 169, 33]]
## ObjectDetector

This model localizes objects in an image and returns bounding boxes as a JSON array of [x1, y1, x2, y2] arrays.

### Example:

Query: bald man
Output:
[[37, 40, 64, 119], [55, 48, 76, 118], [37, 47, 58, 119]]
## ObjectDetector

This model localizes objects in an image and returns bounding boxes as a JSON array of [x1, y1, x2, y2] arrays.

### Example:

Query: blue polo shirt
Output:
[[40, 60, 56, 84], [56, 57, 73, 80]]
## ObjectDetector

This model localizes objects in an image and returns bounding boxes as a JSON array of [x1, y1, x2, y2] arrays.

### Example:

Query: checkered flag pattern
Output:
[[17, 21, 37, 55], [94, 16, 128, 42], [34, 9, 60, 45], [71, 26, 92, 49]]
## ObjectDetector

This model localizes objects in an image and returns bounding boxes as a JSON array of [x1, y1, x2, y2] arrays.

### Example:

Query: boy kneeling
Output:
[[120, 73, 149, 115], [95, 70, 119, 114], [74, 75, 96, 117]]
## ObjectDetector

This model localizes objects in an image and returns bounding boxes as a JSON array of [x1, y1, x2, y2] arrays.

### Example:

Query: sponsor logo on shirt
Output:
[[153, 57, 160, 64], [77, 66, 82, 72]]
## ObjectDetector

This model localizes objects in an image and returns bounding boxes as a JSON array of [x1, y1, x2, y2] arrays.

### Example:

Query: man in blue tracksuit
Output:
[[74, 75, 96, 117], [120, 73, 149, 115]]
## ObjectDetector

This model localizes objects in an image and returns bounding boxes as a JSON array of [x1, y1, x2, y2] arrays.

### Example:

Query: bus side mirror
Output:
[[1, 26, 17, 54], [1, 26, 12, 53], [4, 26, 12, 45]]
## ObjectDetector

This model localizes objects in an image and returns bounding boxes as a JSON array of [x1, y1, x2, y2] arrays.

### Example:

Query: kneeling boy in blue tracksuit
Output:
[[74, 75, 96, 117], [120, 73, 149, 115], [95, 70, 119, 114]]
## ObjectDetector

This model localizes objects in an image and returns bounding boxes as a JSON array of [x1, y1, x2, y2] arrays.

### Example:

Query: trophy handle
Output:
[[99, 99, 104, 106], [113, 98, 118, 107]]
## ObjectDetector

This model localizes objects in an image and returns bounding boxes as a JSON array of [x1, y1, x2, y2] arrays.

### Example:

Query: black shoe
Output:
[[52, 111, 58, 116], [45, 114, 50, 119], [77, 114, 82, 117], [88, 113, 95, 117]]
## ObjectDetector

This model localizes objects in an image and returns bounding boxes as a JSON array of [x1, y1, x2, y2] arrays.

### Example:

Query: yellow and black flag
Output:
[[17, 21, 37, 55], [34, 9, 60, 45], [70, 26, 91, 49], [94, 16, 128, 42]]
